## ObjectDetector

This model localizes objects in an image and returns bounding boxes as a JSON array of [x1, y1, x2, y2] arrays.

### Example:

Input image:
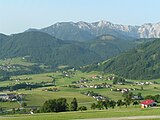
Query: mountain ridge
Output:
[[26, 20, 160, 41], [0, 31, 137, 69]]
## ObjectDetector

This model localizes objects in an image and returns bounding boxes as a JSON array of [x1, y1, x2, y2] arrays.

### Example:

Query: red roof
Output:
[[140, 99, 155, 105]]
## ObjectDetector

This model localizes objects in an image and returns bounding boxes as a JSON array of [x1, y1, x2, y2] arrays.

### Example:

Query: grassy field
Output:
[[0, 68, 160, 120], [1, 107, 160, 120], [0, 70, 160, 110], [0, 102, 20, 109], [0, 57, 35, 66]]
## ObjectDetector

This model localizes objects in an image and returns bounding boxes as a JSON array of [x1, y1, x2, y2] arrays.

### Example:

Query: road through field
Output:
[[79, 116, 160, 120]]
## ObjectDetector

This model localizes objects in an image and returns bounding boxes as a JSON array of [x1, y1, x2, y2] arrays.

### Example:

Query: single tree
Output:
[[70, 98, 78, 111], [124, 98, 131, 108], [12, 108, 16, 114], [133, 101, 139, 107], [109, 100, 116, 109], [96, 101, 104, 110], [91, 103, 96, 110], [117, 99, 123, 108], [141, 86, 143, 90], [41, 99, 56, 112], [137, 92, 143, 100], [56, 98, 68, 112], [21, 102, 27, 108], [102, 100, 110, 109]]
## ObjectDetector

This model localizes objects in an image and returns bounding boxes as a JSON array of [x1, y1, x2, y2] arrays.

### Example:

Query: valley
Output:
[[0, 29, 160, 120], [1, 0, 160, 119], [0, 57, 160, 120], [0, 31, 137, 70], [0, 20, 160, 120]]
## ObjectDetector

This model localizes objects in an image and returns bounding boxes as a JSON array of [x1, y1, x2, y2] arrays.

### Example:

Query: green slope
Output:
[[0, 32, 139, 70], [0, 31, 101, 68], [87, 34, 136, 60], [82, 39, 160, 79], [0, 33, 8, 47]]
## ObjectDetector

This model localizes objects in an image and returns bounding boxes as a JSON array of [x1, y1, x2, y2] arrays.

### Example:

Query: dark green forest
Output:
[[82, 39, 160, 79], [0, 31, 135, 69]]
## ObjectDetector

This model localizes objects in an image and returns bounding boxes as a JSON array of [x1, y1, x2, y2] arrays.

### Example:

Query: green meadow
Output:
[[1, 108, 160, 120], [0, 62, 160, 120], [0, 70, 160, 109], [0, 57, 35, 66]]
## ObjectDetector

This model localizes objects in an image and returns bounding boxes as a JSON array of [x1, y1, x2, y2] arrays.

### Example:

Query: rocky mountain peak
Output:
[[26, 20, 160, 41]]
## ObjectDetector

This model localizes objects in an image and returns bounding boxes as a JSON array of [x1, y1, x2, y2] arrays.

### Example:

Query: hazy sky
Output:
[[0, 0, 160, 34]]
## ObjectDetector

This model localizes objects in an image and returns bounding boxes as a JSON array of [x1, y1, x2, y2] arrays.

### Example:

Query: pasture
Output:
[[1, 107, 160, 120], [0, 70, 160, 109], [0, 69, 160, 120]]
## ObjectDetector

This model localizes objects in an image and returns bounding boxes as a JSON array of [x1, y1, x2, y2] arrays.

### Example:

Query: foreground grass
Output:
[[1, 107, 160, 120]]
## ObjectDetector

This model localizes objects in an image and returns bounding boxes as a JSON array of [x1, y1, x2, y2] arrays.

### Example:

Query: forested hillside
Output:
[[82, 39, 160, 79], [0, 31, 101, 68], [87, 35, 136, 59], [0, 32, 137, 69]]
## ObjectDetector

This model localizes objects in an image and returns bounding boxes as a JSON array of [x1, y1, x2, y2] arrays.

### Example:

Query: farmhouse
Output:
[[0, 93, 24, 101], [140, 99, 157, 108], [0, 94, 9, 101]]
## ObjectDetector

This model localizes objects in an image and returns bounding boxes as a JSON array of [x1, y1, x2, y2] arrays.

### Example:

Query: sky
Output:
[[0, 0, 160, 35]]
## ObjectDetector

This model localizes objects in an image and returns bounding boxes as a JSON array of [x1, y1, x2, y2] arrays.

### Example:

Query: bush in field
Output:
[[109, 100, 116, 109], [21, 102, 27, 108], [117, 99, 124, 108], [96, 101, 104, 110], [133, 101, 139, 107], [78, 106, 87, 111], [91, 103, 96, 110]]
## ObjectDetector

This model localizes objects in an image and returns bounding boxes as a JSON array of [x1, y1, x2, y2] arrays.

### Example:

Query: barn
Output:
[[140, 99, 157, 108]]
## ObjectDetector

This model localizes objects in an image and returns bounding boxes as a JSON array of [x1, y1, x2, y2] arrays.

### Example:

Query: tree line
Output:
[[39, 93, 139, 113], [40, 98, 87, 113], [81, 39, 160, 80], [35, 92, 160, 113]]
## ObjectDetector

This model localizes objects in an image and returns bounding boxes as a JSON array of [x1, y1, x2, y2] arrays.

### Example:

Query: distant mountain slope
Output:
[[27, 20, 160, 41], [41, 22, 95, 41], [82, 38, 160, 79], [0, 31, 63, 58], [0, 33, 8, 47], [0, 31, 140, 69], [0, 31, 101, 68], [87, 35, 136, 59]]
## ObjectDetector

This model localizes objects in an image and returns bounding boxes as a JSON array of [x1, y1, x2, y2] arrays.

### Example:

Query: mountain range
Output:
[[1, 20, 160, 79], [0, 31, 136, 69], [27, 20, 160, 41]]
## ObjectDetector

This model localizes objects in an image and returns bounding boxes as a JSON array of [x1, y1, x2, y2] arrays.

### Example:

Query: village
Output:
[[63, 72, 160, 110], [0, 93, 24, 102]]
